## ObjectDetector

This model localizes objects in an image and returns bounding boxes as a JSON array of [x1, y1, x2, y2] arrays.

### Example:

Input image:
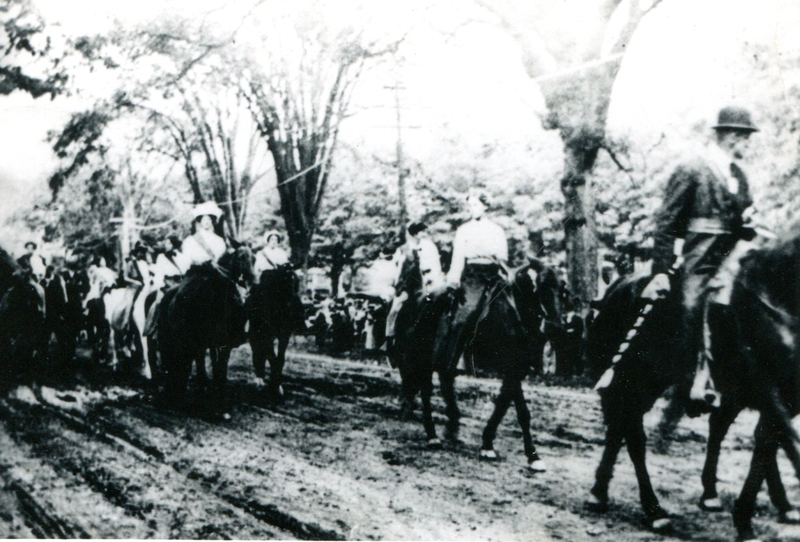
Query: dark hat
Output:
[[264, 229, 284, 243], [407, 222, 427, 237], [713, 106, 759, 133]]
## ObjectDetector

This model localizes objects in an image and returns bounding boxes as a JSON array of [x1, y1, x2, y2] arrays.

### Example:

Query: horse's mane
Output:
[[738, 232, 800, 318]]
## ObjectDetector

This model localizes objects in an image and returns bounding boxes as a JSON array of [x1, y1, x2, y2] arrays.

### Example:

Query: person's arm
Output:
[[493, 224, 508, 263], [652, 165, 697, 274], [446, 228, 465, 286]]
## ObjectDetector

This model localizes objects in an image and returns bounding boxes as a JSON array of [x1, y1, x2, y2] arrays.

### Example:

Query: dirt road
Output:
[[1, 345, 798, 541]]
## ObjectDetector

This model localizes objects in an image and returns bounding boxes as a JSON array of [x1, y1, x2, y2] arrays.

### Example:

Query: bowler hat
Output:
[[713, 106, 759, 132]]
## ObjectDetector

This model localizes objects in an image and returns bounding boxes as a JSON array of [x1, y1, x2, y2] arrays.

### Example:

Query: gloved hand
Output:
[[641, 273, 671, 300]]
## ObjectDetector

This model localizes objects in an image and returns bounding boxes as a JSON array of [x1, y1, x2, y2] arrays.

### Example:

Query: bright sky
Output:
[[1, 0, 798, 245]]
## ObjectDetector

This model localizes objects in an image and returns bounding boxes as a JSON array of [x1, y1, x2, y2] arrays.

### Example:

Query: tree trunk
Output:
[[540, 60, 618, 304]]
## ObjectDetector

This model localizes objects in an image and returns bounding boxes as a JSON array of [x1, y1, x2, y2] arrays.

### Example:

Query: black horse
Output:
[[586, 239, 800, 536], [247, 266, 304, 400], [585, 271, 683, 530], [707, 233, 800, 541], [157, 247, 253, 418], [0, 247, 47, 393], [44, 267, 89, 375], [394, 257, 562, 470]]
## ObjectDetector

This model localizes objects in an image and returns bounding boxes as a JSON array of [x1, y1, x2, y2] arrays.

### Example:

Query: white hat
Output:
[[192, 201, 223, 219]]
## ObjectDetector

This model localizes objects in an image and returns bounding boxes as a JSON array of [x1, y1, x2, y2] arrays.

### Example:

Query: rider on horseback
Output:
[[434, 188, 516, 376], [253, 230, 290, 279], [385, 221, 444, 351], [652, 106, 762, 412], [174, 201, 227, 273]]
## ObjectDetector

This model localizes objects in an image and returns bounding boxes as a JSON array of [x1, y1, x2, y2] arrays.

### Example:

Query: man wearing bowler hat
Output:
[[652, 106, 761, 419]]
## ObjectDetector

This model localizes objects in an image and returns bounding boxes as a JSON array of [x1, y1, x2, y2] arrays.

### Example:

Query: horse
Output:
[[247, 266, 304, 400], [43, 266, 89, 375], [0, 247, 47, 393], [585, 270, 686, 530], [394, 256, 563, 470], [585, 237, 800, 536], [157, 247, 253, 418], [83, 258, 153, 378], [706, 233, 800, 541]]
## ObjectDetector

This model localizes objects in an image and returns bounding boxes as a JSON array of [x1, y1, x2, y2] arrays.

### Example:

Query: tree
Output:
[[0, 0, 67, 97], [470, 0, 662, 303], [238, 1, 403, 266], [47, 15, 273, 247]]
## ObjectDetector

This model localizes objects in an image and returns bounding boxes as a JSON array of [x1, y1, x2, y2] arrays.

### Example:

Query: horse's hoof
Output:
[[651, 518, 672, 531], [699, 497, 724, 512], [253, 377, 265, 388], [584, 493, 608, 513], [528, 456, 547, 473], [479, 449, 498, 461], [780, 509, 800, 524], [427, 438, 442, 449]]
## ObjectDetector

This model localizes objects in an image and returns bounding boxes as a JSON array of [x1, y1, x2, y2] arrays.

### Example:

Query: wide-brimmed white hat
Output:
[[192, 201, 223, 219], [264, 229, 284, 242]]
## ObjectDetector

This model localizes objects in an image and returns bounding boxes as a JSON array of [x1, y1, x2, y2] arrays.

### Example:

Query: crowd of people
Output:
[[8, 106, 772, 397]]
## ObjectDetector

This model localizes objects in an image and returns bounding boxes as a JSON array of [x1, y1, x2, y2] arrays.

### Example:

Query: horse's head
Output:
[[396, 251, 423, 299], [513, 259, 563, 333], [220, 246, 255, 287]]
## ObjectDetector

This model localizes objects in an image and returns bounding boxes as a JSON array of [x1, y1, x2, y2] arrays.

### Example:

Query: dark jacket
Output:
[[652, 157, 752, 274]]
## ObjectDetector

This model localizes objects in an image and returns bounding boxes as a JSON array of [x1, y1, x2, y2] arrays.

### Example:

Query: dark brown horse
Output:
[[394, 257, 562, 470], [587, 232, 800, 538], [0, 246, 47, 392], [157, 247, 253, 418], [708, 233, 800, 541], [247, 266, 304, 401]]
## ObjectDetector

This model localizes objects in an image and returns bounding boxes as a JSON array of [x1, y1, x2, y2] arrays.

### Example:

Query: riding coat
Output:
[[652, 144, 754, 377], [175, 230, 227, 274]]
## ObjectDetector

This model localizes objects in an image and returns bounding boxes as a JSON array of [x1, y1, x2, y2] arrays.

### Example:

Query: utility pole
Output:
[[385, 82, 409, 230]]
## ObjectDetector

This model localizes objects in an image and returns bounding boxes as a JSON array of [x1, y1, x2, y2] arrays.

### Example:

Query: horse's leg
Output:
[[269, 333, 289, 400], [733, 416, 776, 541], [439, 368, 460, 441], [250, 336, 268, 385], [479, 380, 514, 460], [512, 382, 545, 472], [626, 415, 670, 529], [210, 346, 231, 419], [700, 404, 740, 511], [419, 369, 439, 447], [589, 420, 624, 511], [774, 431, 800, 522], [764, 445, 794, 520]]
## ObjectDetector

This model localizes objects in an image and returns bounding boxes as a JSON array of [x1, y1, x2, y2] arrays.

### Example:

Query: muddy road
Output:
[[1, 345, 798, 541]]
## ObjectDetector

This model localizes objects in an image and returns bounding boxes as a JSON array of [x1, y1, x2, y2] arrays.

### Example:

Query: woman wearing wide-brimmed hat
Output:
[[175, 201, 227, 274]]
